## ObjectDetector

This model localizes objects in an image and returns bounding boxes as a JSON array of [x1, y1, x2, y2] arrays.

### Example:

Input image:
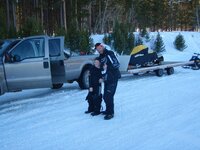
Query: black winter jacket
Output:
[[89, 66, 102, 95], [99, 49, 120, 83]]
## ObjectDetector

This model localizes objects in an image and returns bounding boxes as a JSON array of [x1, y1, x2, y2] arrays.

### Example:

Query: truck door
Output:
[[48, 37, 66, 84], [4, 37, 52, 91]]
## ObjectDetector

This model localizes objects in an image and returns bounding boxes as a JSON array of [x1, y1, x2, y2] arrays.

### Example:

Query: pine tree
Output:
[[135, 36, 143, 46], [8, 26, 17, 38], [79, 30, 92, 54], [66, 26, 93, 54], [103, 33, 112, 46], [173, 33, 187, 51], [0, 5, 7, 39], [55, 27, 69, 46], [140, 28, 147, 37], [67, 20, 80, 52], [145, 32, 150, 42], [153, 32, 165, 53], [126, 33, 135, 54], [103, 34, 108, 44], [18, 17, 43, 37], [113, 21, 128, 54]]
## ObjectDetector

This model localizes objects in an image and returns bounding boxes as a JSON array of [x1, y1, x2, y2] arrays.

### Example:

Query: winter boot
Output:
[[101, 111, 107, 115], [104, 114, 114, 120], [91, 111, 101, 116], [85, 110, 93, 114]]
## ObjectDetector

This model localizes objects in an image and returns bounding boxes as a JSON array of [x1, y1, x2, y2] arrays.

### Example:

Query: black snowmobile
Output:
[[128, 45, 164, 69], [183, 53, 200, 70]]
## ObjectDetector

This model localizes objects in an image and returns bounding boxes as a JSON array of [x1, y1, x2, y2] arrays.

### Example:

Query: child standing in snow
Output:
[[85, 57, 103, 116]]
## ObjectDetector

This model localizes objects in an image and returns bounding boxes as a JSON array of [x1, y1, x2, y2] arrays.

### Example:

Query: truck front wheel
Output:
[[52, 83, 63, 89], [78, 67, 90, 89]]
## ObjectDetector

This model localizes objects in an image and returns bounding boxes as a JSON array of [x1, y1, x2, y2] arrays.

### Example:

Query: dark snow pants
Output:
[[86, 92, 95, 112], [103, 81, 118, 115], [87, 92, 102, 113], [93, 95, 102, 113]]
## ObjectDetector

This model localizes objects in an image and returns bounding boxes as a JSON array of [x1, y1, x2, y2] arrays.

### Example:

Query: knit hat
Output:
[[94, 43, 101, 49]]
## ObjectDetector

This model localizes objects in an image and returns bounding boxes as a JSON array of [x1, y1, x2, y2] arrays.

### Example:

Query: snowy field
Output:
[[0, 32, 200, 150]]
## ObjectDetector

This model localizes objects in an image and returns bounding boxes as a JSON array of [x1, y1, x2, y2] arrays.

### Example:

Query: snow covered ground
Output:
[[0, 32, 200, 150]]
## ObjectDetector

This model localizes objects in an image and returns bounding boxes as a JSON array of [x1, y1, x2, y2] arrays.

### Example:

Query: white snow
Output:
[[147, 31, 200, 61], [1, 32, 200, 150]]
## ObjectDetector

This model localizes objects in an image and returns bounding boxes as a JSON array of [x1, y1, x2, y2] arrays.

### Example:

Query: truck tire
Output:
[[166, 67, 174, 75], [78, 67, 91, 89], [155, 69, 164, 77], [52, 83, 63, 89]]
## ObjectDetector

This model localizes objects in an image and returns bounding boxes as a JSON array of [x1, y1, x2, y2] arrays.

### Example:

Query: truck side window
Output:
[[49, 39, 61, 57], [10, 38, 44, 61], [32, 39, 45, 57]]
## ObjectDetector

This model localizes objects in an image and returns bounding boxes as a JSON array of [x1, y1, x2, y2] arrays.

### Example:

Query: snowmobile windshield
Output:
[[131, 45, 148, 55]]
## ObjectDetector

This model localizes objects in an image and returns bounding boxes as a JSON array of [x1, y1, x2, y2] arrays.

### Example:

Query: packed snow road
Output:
[[0, 67, 200, 150]]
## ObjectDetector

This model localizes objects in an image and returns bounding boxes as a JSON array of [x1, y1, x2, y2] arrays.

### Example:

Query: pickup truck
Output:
[[0, 35, 96, 96]]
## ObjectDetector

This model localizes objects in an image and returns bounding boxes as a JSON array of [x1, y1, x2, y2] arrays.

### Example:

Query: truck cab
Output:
[[0, 35, 66, 95]]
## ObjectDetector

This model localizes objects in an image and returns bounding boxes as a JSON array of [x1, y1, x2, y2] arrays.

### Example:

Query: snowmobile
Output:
[[183, 53, 200, 70], [128, 45, 164, 69]]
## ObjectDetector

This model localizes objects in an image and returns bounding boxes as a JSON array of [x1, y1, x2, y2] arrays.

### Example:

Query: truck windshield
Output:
[[0, 40, 20, 56], [0, 40, 11, 55]]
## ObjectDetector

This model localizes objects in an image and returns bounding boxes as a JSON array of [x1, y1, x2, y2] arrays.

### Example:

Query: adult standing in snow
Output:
[[95, 43, 121, 120]]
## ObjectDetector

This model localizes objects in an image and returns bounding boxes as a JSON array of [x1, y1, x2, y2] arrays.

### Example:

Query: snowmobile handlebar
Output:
[[194, 53, 200, 56]]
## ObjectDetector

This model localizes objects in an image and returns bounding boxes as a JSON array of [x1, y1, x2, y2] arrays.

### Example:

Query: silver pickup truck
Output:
[[0, 35, 96, 96]]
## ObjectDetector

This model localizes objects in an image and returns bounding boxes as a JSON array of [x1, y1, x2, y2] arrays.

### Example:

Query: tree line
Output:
[[0, 0, 199, 52]]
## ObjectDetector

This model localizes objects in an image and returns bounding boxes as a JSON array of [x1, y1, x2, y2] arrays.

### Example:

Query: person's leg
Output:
[[85, 93, 95, 113], [91, 94, 102, 116], [96, 95, 102, 112], [102, 84, 108, 114], [88, 98, 95, 112], [103, 82, 118, 115]]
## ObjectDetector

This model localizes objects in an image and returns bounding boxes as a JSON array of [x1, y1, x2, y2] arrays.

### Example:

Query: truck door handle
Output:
[[43, 61, 49, 68]]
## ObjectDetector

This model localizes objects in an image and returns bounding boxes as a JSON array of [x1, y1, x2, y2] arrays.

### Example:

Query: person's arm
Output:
[[107, 51, 120, 69], [88, 69, 93, 92], [101, 64, 108, 81]]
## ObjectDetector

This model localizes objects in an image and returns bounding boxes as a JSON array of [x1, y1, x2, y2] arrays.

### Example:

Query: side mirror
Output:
[[63, 49, 71, 59], [4, 53, 12, 62], [13, 55, 21, 62]]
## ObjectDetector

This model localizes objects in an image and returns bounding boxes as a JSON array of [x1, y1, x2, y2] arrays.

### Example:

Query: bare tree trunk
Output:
[[6, 0, 10, 32], [40, 0, 44, 30], [101, 0, 109, 33], [63, 0, 67, 31], [88, 1, 92, 33], [35, 0, 39, 20], [169, 1, 173, 31], [95, 0, 102, 33], [99, 0, 101, 20], [60, 1, 64, 28], [12, 1, 17, 31], [196, 5, 200, 31], [74, 0, 79, 30]]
